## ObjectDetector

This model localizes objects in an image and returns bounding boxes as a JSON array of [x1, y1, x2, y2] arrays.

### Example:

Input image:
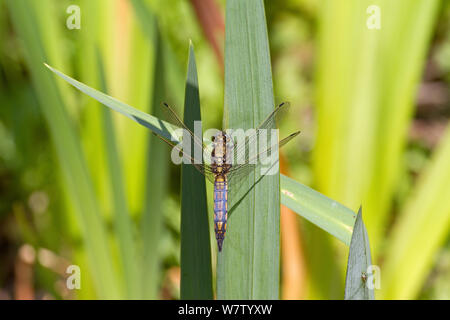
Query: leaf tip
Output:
[[357, 205, 363, 217]]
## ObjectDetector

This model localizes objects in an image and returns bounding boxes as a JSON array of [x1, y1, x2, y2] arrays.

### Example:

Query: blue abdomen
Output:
[[214, 175, 228, 252]]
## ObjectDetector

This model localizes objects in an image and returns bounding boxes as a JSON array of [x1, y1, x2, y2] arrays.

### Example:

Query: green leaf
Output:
[[44, 63, 181, 143], [180, 43, 213, 299], [344, 207, 375, 300], [280, 174, 356, 245], [217, 0, 279, 299]]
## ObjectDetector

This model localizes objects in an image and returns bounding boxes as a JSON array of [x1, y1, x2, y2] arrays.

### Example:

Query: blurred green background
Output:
[[0, 0, 449, 299]]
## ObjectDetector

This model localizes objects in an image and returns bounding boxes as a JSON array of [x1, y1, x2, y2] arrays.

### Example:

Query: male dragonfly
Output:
[[156, 102, 300, 252]]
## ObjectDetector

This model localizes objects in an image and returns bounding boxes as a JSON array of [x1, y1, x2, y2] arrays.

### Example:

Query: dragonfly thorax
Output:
[[211, 131, 232, 174]]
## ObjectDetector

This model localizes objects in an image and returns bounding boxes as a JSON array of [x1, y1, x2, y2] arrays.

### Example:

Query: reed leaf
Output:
[[179, 43, 214, 299], [281, 174, 356, 245], [344, 207, 375, 300], [217, 0, 279, 299], [44, 64, 181, 142]]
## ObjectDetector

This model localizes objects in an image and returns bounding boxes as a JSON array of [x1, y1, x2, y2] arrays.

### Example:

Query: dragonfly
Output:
[[155, 102, 300, 252]]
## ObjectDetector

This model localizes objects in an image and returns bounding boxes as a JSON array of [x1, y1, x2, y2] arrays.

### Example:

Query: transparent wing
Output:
[[222, 102, 300, 192], [224, 102, 290, 166], [151, 131, 216, 184], [154, 101, 300, 185], [158, 102, 216, 183], [227, 130, 300, 179], [161, 102, 208, 153], [225, 130, 300, 215], [224, 102, 297, 174], [257, 102, 290, 131]]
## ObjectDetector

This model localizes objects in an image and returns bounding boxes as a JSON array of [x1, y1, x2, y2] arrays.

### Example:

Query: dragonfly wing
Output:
[[225, 102, 291, 170], [226, 130, 300, 176], [162, 102, 207, 152], [257, 102, 290, 131], [225, 130, 300, 211], [151, 131, 216, 184]]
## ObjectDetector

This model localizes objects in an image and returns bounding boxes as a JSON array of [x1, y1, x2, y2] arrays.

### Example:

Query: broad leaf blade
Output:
[[344, 207, 375, 300], [281, 174, 356, 245], [217, 0, 279, 299], [44, 63, 181, 142], [180, 43, 213, 299]]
